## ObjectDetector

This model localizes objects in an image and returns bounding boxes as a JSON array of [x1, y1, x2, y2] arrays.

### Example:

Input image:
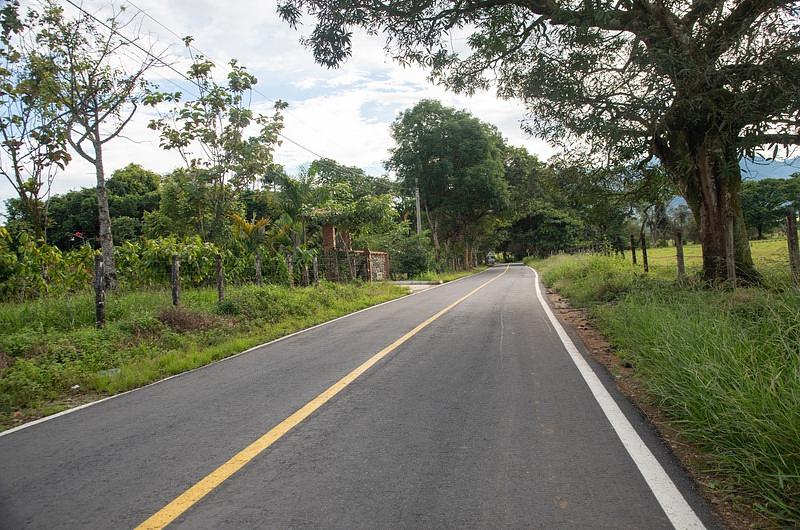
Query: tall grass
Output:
[[527, 253, 800, 525], [0, 282, 407, 426]]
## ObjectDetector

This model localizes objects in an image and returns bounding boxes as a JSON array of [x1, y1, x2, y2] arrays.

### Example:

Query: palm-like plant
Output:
[[230, 213, 270, 285]]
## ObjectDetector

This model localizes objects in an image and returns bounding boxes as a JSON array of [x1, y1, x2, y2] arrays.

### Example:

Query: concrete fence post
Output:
[[216, 255, 225, 303], [171, 254, 180, 306]]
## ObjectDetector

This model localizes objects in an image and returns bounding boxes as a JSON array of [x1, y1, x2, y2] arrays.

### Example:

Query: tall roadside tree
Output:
[[1, 1, 70, 241], [387, 100, 509, 267], [741, 177, 800, 239], [278, 0, 800, 282], [40, 2, 159, 287], [145, 44, 287, 244]]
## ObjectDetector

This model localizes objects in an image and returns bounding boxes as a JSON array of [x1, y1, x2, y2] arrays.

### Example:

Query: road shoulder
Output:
[[536, 274, 764, 530]]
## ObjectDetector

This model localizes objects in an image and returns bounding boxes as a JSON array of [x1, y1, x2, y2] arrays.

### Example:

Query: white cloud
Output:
[[2, 0, 554, 213]]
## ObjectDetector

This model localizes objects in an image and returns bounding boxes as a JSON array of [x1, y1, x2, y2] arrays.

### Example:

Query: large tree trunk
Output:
[[93, 139, 116, 289], [664, 134, 758, 283], [424, 205, 440, 256]]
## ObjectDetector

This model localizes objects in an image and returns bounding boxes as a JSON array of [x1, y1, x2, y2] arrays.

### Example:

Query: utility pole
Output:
[[415, 185, 422, 235]]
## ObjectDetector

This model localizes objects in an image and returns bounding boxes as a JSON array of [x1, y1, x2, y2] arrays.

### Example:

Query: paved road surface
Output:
[[0, 265, 722, 529]]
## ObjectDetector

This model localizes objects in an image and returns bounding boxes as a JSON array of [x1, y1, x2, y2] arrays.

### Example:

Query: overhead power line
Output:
[[61, 0, 340, 165]]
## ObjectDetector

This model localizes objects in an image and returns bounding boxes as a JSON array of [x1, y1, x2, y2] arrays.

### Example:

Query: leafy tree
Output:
[[500, 148, 630, 256], [110, 215, 141, 244], [0, 1, 70, 241], [507, 201, 583, 258], [362, 220, 435, 278], [40, 2, 159, 287], [230, 213, 270, 284], [741, 178, 800, 239], [145, 44, 287, 244], [25, 164, 161, 249], [670, 203, 698, 242], [307, 182, 394, 249], [152, 168, 216, 240], [308, 158, 394, 197], [279, 0, 800, 282], [387, 100, 509, 267], [275, 170, 318, 251], [36, 187, 96, 249], [240, 189, 282, 222]]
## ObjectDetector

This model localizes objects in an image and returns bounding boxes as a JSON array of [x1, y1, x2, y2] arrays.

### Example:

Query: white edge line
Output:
[[528, 266, 705, 530], [1, 269, 491, 438]]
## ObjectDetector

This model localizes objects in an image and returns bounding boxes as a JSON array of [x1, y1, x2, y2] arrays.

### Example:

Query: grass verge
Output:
[[0, 281, 407, 431], [414, 266, 488, 283], [525, 253, 799, 527]]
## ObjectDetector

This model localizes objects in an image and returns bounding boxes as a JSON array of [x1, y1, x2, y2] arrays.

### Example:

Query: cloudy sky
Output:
[[1, 0, 559, 211]]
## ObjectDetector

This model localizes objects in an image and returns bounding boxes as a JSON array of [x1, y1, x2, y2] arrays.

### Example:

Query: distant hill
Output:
[[740, 157, 799, 180]]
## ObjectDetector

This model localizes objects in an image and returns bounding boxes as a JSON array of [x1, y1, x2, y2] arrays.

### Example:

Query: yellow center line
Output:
[[136, 264, 510, 530]]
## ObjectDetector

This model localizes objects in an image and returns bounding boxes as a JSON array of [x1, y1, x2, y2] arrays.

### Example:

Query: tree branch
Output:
[[739, 133, 800, 148]]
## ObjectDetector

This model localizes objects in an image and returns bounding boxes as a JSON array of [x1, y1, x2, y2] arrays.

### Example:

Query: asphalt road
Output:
[[0, 265, 722, 529]]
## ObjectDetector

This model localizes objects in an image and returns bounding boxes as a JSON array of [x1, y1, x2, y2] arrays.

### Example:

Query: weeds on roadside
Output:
[[0, 282, 406, 425], [526, 253, 800, 525]]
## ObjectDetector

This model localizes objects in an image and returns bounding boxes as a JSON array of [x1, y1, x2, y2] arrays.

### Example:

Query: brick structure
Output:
[[320, 224, 390, 282]]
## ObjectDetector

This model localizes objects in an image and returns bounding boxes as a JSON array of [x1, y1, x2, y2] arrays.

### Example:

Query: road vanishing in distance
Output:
[[0, 265, 722, 529]]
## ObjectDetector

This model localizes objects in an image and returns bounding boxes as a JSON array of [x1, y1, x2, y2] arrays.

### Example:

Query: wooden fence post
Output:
[[216, 255, 225, 303], [94, 254, 105, 328], [254, 249, 263, 286], [312, 255, 319, 286], [365, 248, 373, 281], [171, 254, 180, 306], [630, 234, 637, 265], [333, 250, 340, 282], [675, 229, 685, 280], [640, 234, 649, 273], [286, 254, 294, 287], [726, 217, 736, 287], [787, 207, 800, 287]]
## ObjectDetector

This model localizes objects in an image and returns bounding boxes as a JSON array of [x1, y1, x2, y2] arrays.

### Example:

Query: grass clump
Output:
[[527, 252, 800, 525], [0, 281, 406, 428]]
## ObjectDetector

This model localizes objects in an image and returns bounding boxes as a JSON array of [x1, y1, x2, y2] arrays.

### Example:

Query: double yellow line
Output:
[[137, 265, 509, 529]]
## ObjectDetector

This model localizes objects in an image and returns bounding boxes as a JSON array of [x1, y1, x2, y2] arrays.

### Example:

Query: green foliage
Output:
[[387, 99, 509, 266], [0, 230, 94, 301], [0, 281, 407, 425], [360, 221, 435, 278], [741, 176, 800, 239], [115, 236, 220, 288], [392, 231, 435, 278], [307, 182, 395, 246], [144, 54, 286, 243], [0, 1, 71, 240], [506, 202, 584, 259], [280, 0, 800, 281], [110, 216, 141, 244], [530, 253, 800, 524]]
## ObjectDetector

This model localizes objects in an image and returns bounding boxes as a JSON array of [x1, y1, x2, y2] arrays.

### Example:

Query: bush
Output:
[[393, 232, 435, 278]]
